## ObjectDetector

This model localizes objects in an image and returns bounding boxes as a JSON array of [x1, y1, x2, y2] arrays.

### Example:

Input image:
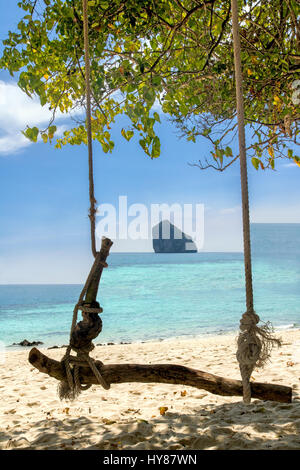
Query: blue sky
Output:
[[0, 2, 299, 283]]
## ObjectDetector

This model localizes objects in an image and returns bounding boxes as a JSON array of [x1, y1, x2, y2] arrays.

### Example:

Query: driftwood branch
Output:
[[29, 348, 292, 403]]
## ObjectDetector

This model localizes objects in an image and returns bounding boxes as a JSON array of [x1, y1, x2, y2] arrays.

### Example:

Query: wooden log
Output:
[[28, 348, 292, 403]]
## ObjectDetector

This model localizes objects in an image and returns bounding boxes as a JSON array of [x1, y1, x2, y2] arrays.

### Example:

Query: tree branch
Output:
[[29, 348, 292, 403]]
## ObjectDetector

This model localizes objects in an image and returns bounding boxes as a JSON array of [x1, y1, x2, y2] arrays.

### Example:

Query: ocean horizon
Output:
[[1, 223, 299, 349]]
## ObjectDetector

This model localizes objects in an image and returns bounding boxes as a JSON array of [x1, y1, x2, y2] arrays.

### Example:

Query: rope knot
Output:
[[72, 342, 94, 355], [58, 342, 110, 401], [236, 309, 282, 404], [78, 303, 103, 314], [239, 311, 260, 331], [236, 334, 261, 365]]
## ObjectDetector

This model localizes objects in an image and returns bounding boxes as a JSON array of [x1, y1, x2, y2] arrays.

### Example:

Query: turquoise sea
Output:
[[1, 224, 300, 349]]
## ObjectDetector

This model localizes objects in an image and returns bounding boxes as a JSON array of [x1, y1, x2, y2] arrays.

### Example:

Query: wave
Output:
[[274, 323, 299, 331]]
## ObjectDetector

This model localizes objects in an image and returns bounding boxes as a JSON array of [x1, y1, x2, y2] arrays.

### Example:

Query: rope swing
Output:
[[27, 0, 291, 406], [231, 0, 281, 404]]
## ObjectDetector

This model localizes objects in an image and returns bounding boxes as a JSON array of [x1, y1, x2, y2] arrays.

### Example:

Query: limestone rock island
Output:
[[152, 220, 197, 253]]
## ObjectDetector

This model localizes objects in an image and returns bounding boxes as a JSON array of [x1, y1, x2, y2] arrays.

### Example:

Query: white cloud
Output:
[[282, 162, 298, 168], [0, 80, 81, 155], [0, 131, 31, 154]]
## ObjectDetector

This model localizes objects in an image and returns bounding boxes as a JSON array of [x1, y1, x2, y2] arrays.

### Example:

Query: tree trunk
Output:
[[28, 348, 292, 403]]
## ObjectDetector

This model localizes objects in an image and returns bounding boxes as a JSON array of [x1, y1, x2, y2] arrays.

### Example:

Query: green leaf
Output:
[[121, 128, 134, 141], [48, 125, 57, 139], [102, 142, 110, 153], [225, 146, 233, 157], [139, 138, 150, 156], [134, 103, 144, 117], [41, 133, 48, 144], [202, 128, 211, 137], [153, 111, 161, 123], [215, 148, 223, 165], [143, 87, 155, 104], [23, 126, 39, 143], [252, 157, 260, 170], [151, 136, 160, 158], [151, 76, 161, 87]]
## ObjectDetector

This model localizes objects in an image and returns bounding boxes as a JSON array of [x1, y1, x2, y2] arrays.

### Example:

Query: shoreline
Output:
[[1, 329, 300, 449], [5, 324, 300, 352]]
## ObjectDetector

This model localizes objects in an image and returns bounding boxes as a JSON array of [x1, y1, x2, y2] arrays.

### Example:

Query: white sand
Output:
[[1, 329, 300, 450]]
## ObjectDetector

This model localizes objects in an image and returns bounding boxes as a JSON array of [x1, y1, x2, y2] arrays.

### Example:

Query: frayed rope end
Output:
[[57, 381, 81, 401]]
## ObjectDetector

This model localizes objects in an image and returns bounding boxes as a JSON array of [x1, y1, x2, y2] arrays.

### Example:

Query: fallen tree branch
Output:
[[29, 348, 292, 403]]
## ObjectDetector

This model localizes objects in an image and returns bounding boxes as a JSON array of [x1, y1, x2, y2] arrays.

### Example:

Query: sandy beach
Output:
[[1, 329, 300, 450]]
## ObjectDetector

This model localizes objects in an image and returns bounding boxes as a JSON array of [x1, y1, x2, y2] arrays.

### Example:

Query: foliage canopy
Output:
[[1, 0, 299, 168]]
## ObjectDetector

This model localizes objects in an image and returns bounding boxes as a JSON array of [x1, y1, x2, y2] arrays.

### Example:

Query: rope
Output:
[[58, 0, 110, 396], [231, 0, 280, 404], [83, 0, 97, 258]]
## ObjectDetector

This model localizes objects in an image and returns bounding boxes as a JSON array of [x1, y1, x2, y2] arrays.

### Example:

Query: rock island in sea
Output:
[[152, 220, 197, 253]]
